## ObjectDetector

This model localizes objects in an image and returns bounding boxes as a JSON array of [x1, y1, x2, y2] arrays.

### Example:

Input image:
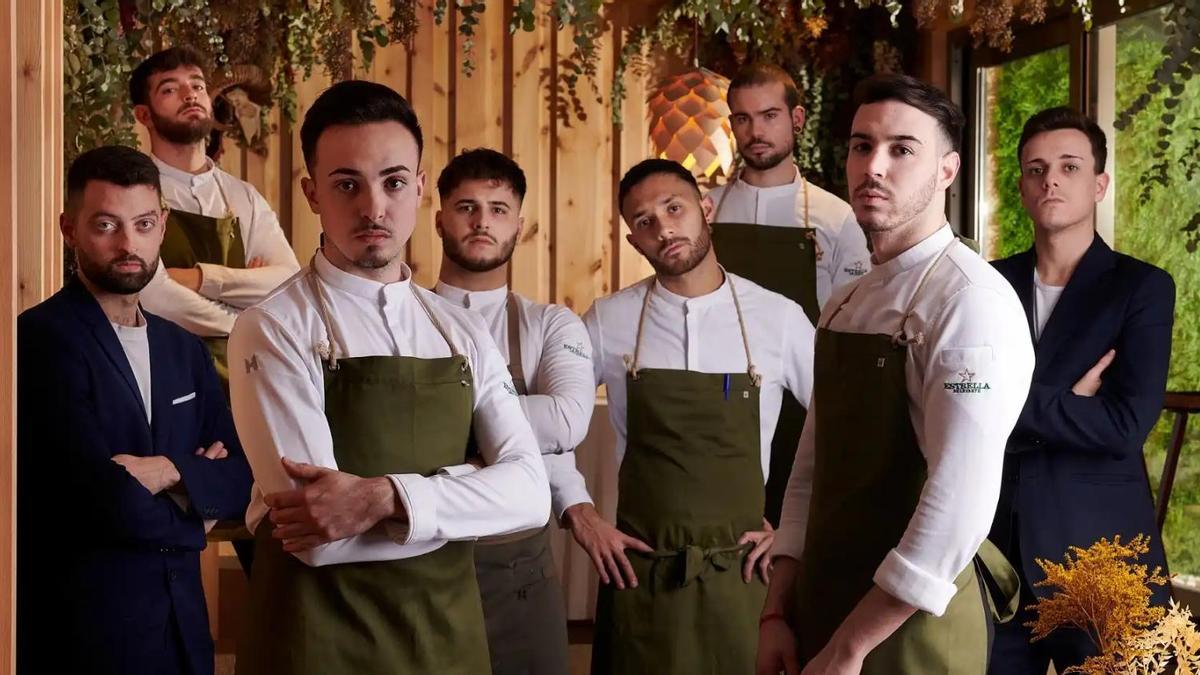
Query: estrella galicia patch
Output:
[[844, 261, 868, 277], [563, 341, 590, 359], [944, 368, 991, 394]]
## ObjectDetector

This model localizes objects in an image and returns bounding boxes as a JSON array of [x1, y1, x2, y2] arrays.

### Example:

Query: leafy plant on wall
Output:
[[63, 0, 606, 163]]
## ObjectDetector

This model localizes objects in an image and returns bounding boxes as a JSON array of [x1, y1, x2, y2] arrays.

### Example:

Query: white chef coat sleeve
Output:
[[385, 317, 550, 545], [827, 210, 872, 303], [780, 300, 815, 408], [773, 400, 816, 560], [583, 304, 606, 388], [141, 260, 238, 337], [872, 285, 1034, 615], [197, 183, 301, 308], [229, 306, 413, 567], [518, 305, 596, 454]]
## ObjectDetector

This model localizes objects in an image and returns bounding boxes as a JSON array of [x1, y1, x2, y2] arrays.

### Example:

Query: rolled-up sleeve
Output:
[[873, 285, 1034, 615]]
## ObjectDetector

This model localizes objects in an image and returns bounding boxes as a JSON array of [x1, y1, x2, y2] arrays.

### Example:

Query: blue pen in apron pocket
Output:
[[723, 373, 731, 401]]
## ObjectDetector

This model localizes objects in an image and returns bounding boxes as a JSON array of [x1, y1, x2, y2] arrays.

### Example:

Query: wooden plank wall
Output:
[[219, 0, 654, 312], [1, 0, 64, 671]]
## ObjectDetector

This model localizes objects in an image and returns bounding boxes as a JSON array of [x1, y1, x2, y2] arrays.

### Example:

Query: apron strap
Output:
[[974, 539, 1021, 624], [506, 292, 525, 384], [409, 284, 465, 360], [305, 264, 348, 370], [211, 170, 237, 220], [645, 542, 751, 590], [890, 239, 957, 347], [305, 259, 465, 370], [711, 165, 808, 229], [625, 274, 761, 387]]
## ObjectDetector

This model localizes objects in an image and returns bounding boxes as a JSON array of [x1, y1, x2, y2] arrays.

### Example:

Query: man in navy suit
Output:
[[987, 107, 1175, 673], [17, 145, 253, 675]]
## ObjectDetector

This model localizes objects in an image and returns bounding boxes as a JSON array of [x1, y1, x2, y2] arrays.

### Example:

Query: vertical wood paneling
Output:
[[16, 0, 47, 312], [553, 25, 614, 315], [0, 0, 16, 669], [44, 0, 62, 291], [453, 2, 504, 154], [288, 70, 331, 262], [614, 18, 654, 292], [509, 0, 552, 303], [407, 2, 451, 287], [244, 109, 281, 217]]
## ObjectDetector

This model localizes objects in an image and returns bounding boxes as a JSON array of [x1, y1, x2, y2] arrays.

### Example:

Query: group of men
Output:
[[16, 44, 1175, 675]]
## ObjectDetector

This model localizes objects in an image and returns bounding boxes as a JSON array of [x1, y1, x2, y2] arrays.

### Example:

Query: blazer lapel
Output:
[[66, 280, 150, 423], [1005, 248, 1037, 346], [147, 317, 173, 452], [1035, 234, 1116, 366]]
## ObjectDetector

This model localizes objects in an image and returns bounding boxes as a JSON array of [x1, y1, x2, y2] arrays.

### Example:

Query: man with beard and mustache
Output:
[[583, 158, 815, 675], [986, 108, 1174, 674], [228, 81, 548, 675], [756, 74, 1034, 675], [130, 47, 300, 390], [17, 145, 252, 675], [431, 148, 594, 675], [706, 62, 873, 527]]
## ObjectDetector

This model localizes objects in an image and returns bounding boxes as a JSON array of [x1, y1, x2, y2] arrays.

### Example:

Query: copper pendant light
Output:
[[647, 67, 736, 179]]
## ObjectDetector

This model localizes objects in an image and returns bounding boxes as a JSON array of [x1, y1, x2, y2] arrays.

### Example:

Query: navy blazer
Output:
[[988, 235, 1174, 605], [17, 279, 253, 675]]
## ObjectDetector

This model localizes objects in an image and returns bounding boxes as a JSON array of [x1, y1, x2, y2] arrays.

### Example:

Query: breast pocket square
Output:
[[171, 392, 197, 405]]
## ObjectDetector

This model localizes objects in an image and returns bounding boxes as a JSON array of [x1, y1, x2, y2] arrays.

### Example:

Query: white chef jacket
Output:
[[142, 155, 300, 337], [706, 165, 872, 308], [583, 272, 815, 493], [228, 253, 550, 567], [433, 282, 596, 518], [775, 225, 1035, 616]]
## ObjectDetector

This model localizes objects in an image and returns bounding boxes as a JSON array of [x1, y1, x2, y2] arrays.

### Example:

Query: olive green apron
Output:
[[473, 292, 569, 675], [793, 242, 1019, 673], [159, 177, 245, 389], [235, 270, 490, 675], [710, 171, 815, 528], [591, 277, 767, 675]]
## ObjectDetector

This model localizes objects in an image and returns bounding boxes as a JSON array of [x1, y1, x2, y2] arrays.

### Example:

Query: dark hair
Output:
[[1017, 106, 1107, 173], [300, 80, 423, 171], [618, 159, 700, 216], [437, 148, 527, 203], [853, 74, 965, 152], [129, 46, 209, 107], [728, 62, 802, 111], [65, 145, 162, 214]]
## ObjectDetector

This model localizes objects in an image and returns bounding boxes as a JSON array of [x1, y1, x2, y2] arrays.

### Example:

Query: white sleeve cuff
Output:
[[873, 548, 959, 616], [384, 473, 438, 545], [437, 463, 479, 478], [197, 262, 227, 300]]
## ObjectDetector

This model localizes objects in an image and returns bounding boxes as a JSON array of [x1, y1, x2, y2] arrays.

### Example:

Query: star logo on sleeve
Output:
[[944, 368, 990, 393]]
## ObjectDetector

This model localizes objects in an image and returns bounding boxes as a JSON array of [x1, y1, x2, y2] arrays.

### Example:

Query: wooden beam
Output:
[[1, 0, 20, 669]]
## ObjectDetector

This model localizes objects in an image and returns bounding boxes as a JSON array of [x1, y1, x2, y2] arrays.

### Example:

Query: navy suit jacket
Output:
[[17, 279, 253, 675], [988, 235, 1174, 605]]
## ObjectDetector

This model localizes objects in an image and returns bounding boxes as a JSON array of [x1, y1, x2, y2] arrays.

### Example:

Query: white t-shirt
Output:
[[1033, 270, 1065, 342], [111, 312, 151, 423]]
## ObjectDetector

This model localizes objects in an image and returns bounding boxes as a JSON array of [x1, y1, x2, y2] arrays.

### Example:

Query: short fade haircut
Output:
[[853, 74, 965, 153], [300, 80, 423, 171], [728, 62, 803, 111], [129, 46, 209, 107], [437, 148, 527, 203], [618, 158, 700, 217], [65, 145, 162, 215], [1018, 106, 1107, 173]]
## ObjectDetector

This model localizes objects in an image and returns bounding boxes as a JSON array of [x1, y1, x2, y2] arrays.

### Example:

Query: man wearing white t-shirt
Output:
[[987, 106, 1175, 674]]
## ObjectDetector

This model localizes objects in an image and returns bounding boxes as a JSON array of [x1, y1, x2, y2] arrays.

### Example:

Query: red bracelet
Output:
[[759, 612, 790, 627]]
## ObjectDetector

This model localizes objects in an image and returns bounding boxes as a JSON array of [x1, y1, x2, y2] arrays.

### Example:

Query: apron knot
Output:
[[649, 543, 750, 590]]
